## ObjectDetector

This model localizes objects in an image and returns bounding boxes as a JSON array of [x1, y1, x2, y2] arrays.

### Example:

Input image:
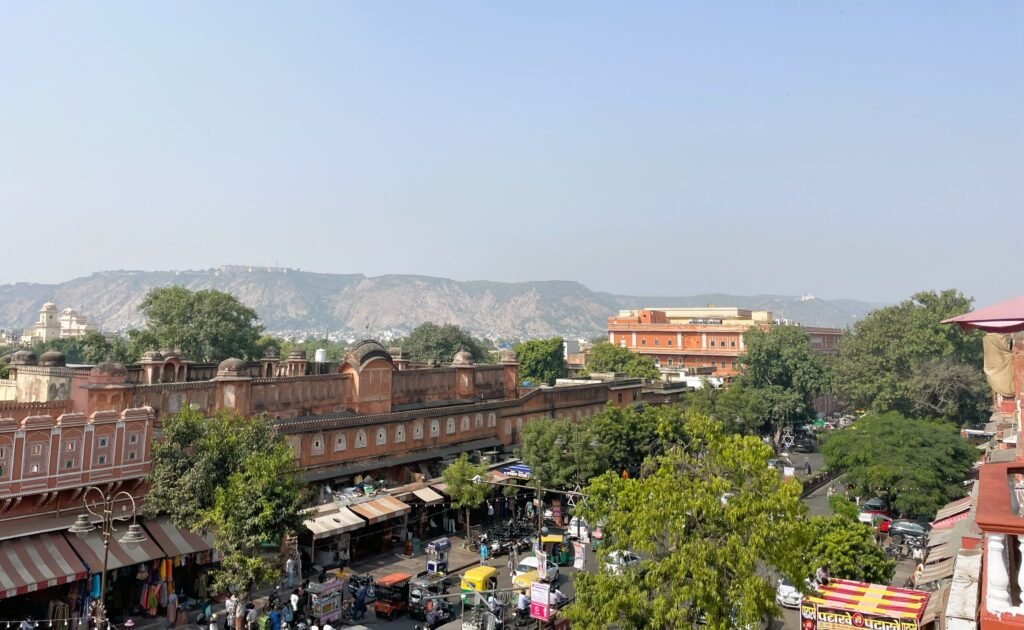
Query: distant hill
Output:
[[0, 267, 883, 340]]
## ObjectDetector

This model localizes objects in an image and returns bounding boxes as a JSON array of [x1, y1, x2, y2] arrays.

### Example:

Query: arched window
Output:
[[474, 413, 484, 428], [413, 421, 424, 440], [447, 418, 457, 435], [461, 416, 471, 432], [431, 420, 441, 437], [355, 430, 367, 448], [395, 424, 406, 443], [334, 433, 347, 452], [488, 412, 497, 428], [376, 427, 387, 446]]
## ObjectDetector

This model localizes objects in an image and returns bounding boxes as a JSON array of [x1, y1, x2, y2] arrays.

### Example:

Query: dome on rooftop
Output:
[[452, 350, 475, 366], [90, 362, 127, 378], [11, 350, 38, 366], [39, 351, 66, 367], [217, 357, 248, 376], [344, 340, 394, 371]]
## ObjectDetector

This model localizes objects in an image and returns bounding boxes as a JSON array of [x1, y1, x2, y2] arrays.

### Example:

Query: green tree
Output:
[[585, 341, 660, 379], [737, 326, 826, 444], [134, 286, 264, 362], [201, 443, 310, 595], [682, 383, 768, 436], [567, 415, 810, 630], [401, 322, 491, 365], [513, 337, 567, 386], [145, 408, 309, 596], [820, 412, 976, 517], [906, 358, 990, 427], [832, 289, 983, 421], [589, 403, 682, 475], [441, 454, 492, 538], [806, 515, 895, 584], [518, 418, 606, 489], [35, 331, 135, 364]]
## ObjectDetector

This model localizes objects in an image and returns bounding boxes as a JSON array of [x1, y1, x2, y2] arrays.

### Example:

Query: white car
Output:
[[775, 577, 806, 609], [515, 556, 559, 582], [603, 550, 641, 575], [567, 517, 590, 541]]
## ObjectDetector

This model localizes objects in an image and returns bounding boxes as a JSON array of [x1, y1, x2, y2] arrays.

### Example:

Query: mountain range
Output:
[[0, 267, 884, 340]]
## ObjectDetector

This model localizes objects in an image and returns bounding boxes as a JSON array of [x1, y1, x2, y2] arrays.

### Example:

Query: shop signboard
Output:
[[800, 579, 929, 630], [801, 602, 920, 630]]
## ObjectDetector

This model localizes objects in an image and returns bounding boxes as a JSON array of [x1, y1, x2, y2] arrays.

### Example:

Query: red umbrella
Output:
[[942, 295, 1024, 333]]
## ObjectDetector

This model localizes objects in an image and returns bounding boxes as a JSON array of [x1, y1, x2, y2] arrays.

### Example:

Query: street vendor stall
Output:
[[801, 579, 930, 630]]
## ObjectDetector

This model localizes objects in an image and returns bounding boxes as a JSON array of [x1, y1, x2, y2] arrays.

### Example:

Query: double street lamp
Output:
[[68, 487, 147, 630]]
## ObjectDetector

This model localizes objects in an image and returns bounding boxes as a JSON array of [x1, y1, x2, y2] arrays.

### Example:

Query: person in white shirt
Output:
[[290, 590, 299, 612]]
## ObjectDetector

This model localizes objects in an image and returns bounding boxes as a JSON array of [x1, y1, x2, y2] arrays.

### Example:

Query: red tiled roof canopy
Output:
[[942, 296, 1024, 333]]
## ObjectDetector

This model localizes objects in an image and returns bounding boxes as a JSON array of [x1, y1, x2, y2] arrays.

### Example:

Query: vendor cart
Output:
[[373, 572, 413, 620], [307, 576, 344, 625], [409, 573, 452, 620], [426, 537, 452, 575]]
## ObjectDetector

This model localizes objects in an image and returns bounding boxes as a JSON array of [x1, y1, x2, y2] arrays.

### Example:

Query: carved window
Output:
[[0, 446, 8, 477], [127, 451, 137, 461], [31, 444, 42, 456], [128, 433, 139, 445], [376, 427, 387, 446], [334, 433, 347, 452], [461, 416, 470, 432], [311, 432, 325, 456], [355, 430, 367, 448], [395, 424, 406, 443], [431, 420, 441, 438], [474, 413, 484, 429], [97, 455, 107, 465], [446, 418, 456, 435], [488, 412, 496, 428], [97, 437, 108, 448], [504, 419, 511, 436], [412, 421, 424, 440]]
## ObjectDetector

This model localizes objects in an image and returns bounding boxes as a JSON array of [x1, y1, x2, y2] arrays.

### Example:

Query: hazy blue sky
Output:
[[2, 3, 1020, 306]]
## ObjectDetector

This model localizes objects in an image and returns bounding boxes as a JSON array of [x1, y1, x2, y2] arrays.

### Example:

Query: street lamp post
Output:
[[68, 487, 147, 630]]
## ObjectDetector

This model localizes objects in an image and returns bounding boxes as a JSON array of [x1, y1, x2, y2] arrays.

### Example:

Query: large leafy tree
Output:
[[820, 412, 976, 517], [513, 337, 567, 385], [400, 322, 491, 365], [145, 408, 309, 595], [806, 515, 895, 584], [133, 286, 264, 362], [518, 417, 606, 489], [441, 454, 492, 537], [35, 331, 135, 364], [585, 341, 660, 379], [566, 415, 810, 630], [589, 403, 683, 475], [683, 382, 768, 436], [832, 289, 984, 423], [737, 326, 826, 444]]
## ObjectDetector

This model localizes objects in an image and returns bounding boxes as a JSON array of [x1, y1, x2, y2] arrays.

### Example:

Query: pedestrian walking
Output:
[[353, 583, 368, 621], [508, 552, 517, 578], [480, 540, 490, 565], [225, 594, 239, 630], [285, 556, 295, 588], [245, 603, 257, 630], [290, 590, 299, 613]]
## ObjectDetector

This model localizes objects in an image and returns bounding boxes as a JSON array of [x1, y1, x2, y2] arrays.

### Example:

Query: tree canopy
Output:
[[737, 325, 826, 443], [441, 453, 492, 536], [518, 417, 606, 489], [805, 513, 895, 584], [832, 290, 985, 424], [399, 322, 491, 365], [566, 414, 810, 630], [682, 382, 768, 436], [144, 408, 309, 594], [33, 331, 135, 364], [585, 341, 660, 379], [513, 337, 567, 385], [820, 412, 976, 518], [131, 287, 264, 362]]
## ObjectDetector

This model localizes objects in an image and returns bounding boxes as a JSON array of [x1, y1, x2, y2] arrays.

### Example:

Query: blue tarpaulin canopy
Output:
[[498, 463, 532, 479]]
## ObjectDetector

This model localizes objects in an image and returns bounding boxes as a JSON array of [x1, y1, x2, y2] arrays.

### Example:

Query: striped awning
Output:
[[933, 497, 971, 522], [67, 526, 165, 573], [305, 505, 366, 539], [927, 529, 952, 548], [804, 579, 929, 621], [932, 510, 972, 530], [349, 496, 411, 525], [917, 557, 956, 586], [143, 519, 213, 558], [412, 487, 444, 506], [0, 533, 88, 599]]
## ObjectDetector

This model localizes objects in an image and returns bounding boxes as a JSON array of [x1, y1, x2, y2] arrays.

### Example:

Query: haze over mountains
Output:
[[0, 267, 883, 340]]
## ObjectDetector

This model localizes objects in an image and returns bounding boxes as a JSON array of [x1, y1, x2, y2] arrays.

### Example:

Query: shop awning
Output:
[[412, 487, 444, 506], [67, 527, 165, 573], [932, 510, 972, 530], [920, 584, 950, 626], [933, 497, 971, 522], [349, 496, 412, 525], [927, 529, 952, 548], [803, 579, 929, 621], [496, 463, 531, 480], [143, 518, 214, 558], [304, 504, 366, 539], [0, 533, 88, 600], [917, 557, 956, 586], [943, 295, 1024, 333], [431, 482, 449, 495]]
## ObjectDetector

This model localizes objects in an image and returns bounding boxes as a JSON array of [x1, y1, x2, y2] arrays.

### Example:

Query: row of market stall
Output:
[[0, 518, 219, 626]]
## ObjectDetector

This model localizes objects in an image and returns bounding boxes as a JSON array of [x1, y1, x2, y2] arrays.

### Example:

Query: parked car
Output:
[[793, 440, 815, 454], [775, 577, 803, 609], [604, 550, 642, 575], [889, 520, 931, 543], [862, 497, 889, 513], [858, 512, 892, 533], [514, 556, 559, 582]]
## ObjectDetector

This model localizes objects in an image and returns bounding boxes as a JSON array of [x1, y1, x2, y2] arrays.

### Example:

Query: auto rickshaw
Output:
[[408, 573, 452, 621], [542, 533, 573, 566], [373, 572, 413, 620], [512, 569, 542, 591], [460, 566, 498, 603]]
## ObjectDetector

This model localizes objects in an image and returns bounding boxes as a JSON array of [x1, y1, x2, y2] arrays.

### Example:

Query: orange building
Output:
[[607, 307, 842, 377]]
